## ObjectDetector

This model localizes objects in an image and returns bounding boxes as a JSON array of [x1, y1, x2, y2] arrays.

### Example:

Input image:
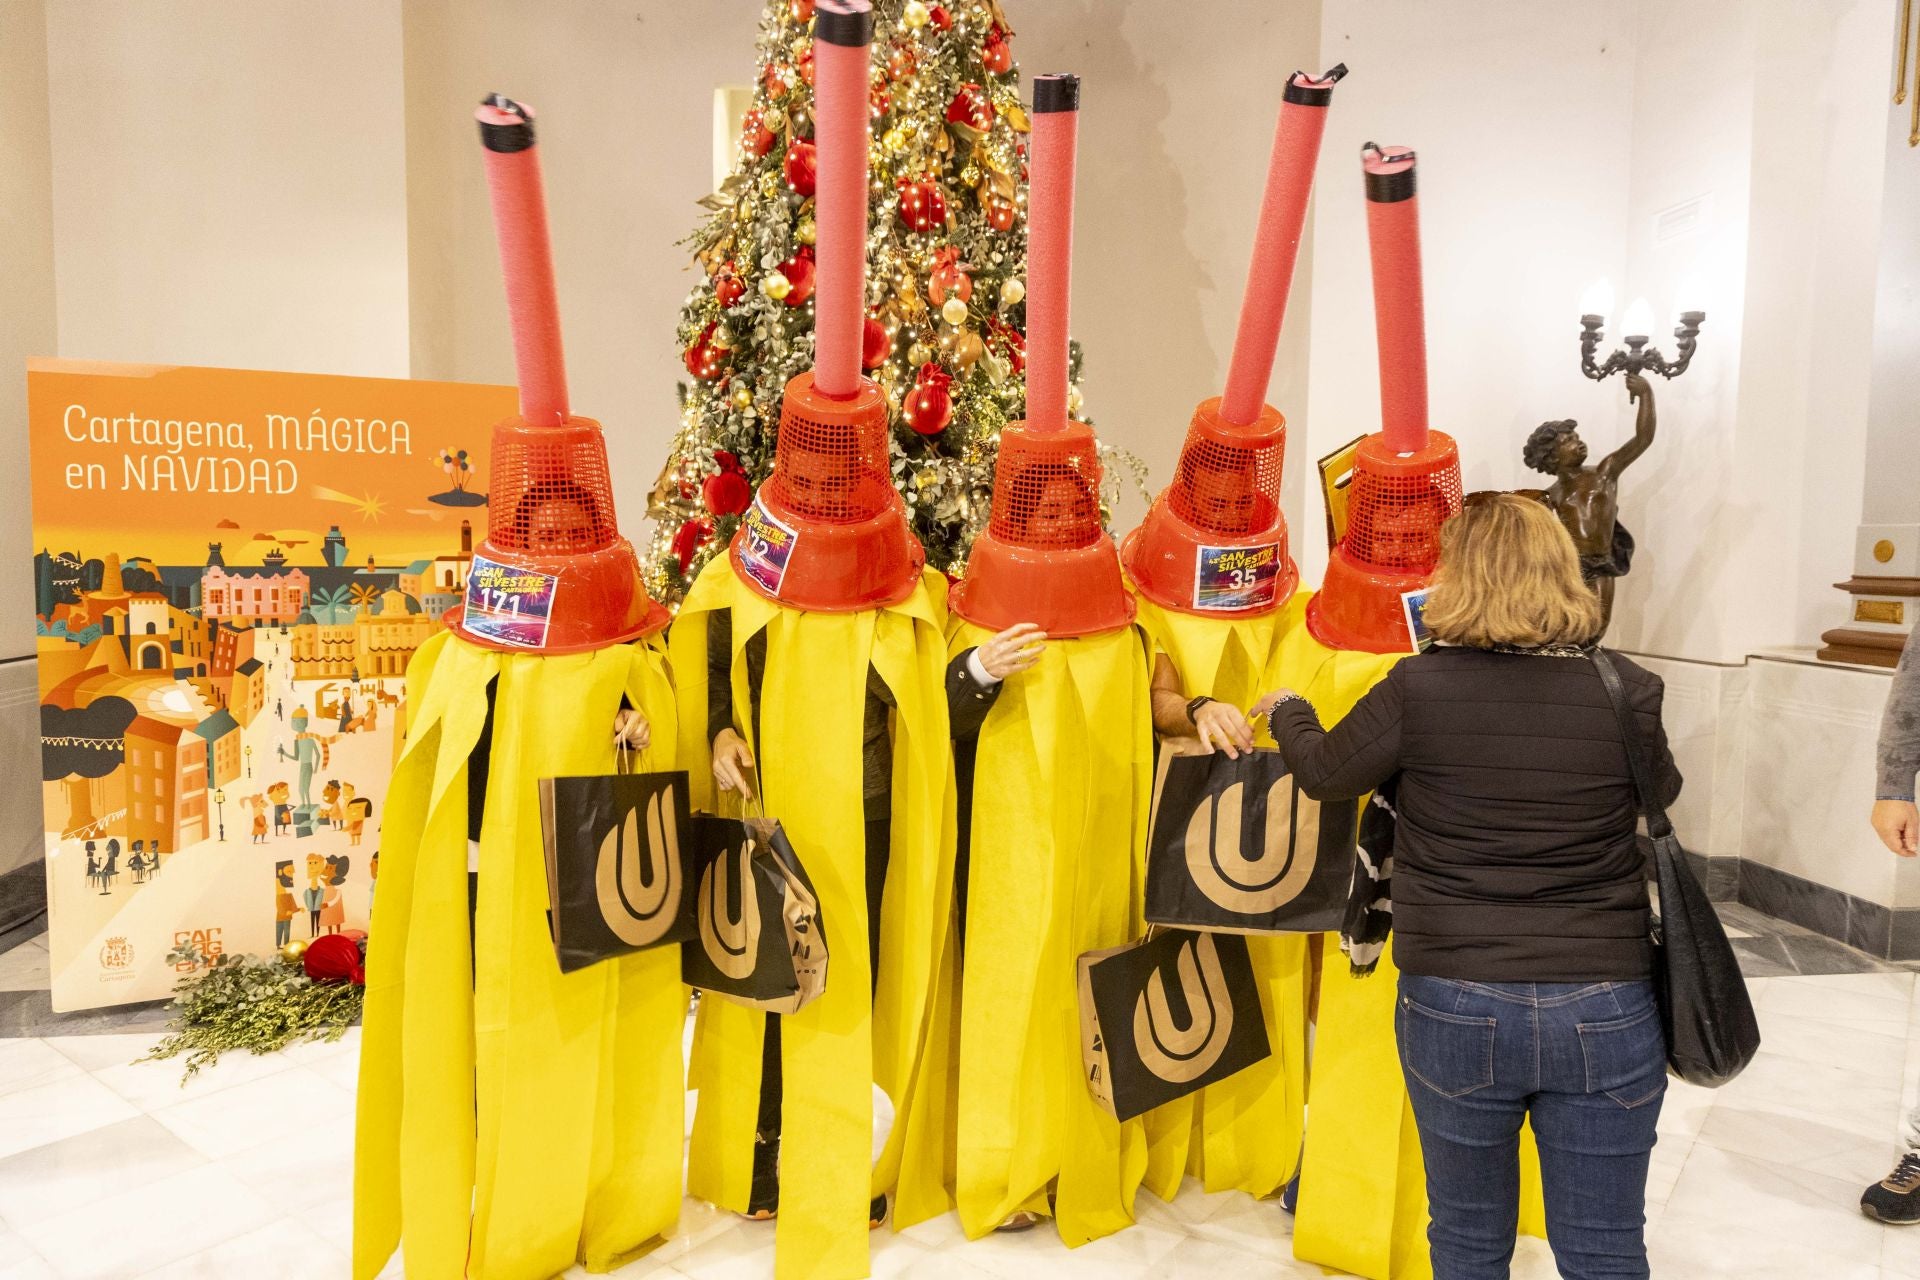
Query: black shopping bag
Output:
[[1145, 744, 1356, 934], [1077, 928, 1270, 1122], [538, 763, 695, 974], [680, 814, 827, 1015]]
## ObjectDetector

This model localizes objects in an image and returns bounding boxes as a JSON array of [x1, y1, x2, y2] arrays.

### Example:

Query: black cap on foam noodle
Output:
[[815, 0, 873, 46], [477, 93, 535, 153], [1033, 73, 1081, 114], [1362, 141, 1417, 204], [1282, 63, 1348, 107]]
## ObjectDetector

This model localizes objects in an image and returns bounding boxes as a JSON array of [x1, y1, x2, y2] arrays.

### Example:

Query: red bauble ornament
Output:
[[684, 323, 726, 381], [899, 176, 948, 232], [887, 43, 918, 80], [945, 83, 994, 131], [714, 261, 745, 309], [862, 317, 890, 369], [798, 47, 815, 87], [779, 247, 816, 307], [870, 84, 891, 119], [702, 469, 753, 517], [741, 110, 775, 159], [928, 247, 973, 305], [982, 25, 1012, 74], [904, 363, 954, 436], [929, 4, 952, 30], [763, 61, 790, 100], [789, 0, 814, 22], [986, 197, 1016, 232], [303, 933, 365, 986], [714, 449, 745, 475], [673, 518, 715, 574], [783, 137, 817, 196]]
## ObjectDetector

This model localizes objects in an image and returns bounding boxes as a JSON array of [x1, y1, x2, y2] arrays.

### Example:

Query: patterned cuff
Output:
[[965, 647, 1001, 688]]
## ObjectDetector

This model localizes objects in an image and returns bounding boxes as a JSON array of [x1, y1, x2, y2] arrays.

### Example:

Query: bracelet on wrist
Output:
[[1185, 695, 1214, 726]]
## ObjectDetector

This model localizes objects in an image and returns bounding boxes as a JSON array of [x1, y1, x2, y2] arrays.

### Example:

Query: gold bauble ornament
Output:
[[961, 164, 982, 185], [733, 387, 754, 408], [280, 939, 309, 963], [907, 341, 933, 366], [904, 1, 930, 28], [759, 172, 781, 198], [796, 218, 817, 245], [883, 126, 908, 154], [712, 322, 735, 349], [941, 296, 970, 327], [1000, 277, 1025, 308], [762, 271, 793, 301]]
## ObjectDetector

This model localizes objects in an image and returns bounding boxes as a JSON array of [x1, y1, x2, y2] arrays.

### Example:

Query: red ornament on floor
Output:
[[303, 933, 365, 986], [905, 363, 954, 435]]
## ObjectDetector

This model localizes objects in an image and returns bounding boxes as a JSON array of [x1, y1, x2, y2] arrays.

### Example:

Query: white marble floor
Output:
[[2, 939, 1920, 1277]]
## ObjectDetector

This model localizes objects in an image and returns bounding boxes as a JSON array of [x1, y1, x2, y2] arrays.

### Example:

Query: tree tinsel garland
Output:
[[138, 952, 362, 1081], [646, 0, 1144, 601]]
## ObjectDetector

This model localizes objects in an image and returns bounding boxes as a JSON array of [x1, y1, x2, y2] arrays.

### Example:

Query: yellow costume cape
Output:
[[671, 559, 957, 1280], [354, 629, 685, 1280], [947, 619, 1153, 1245], [1127, 592, 1308, 1203], [1270, 590, 1546, 1280]]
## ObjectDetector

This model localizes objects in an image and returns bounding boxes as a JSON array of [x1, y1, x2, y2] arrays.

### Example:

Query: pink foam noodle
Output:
[[475, 95, 569, 428], [811, 0, 874, 398], [1362, 142, 1427, 454], [1219, 65, 1346, 428], [1024, 74, 1079, 435]]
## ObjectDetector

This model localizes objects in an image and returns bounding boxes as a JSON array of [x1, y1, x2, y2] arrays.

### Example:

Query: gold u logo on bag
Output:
[[595, 790, 682, 947], [1132, 934, 1234, 1084], [1184, 774, 1318, 915], [698, 836, 761, 980]]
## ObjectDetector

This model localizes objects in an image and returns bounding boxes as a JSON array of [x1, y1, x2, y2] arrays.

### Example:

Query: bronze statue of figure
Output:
[[1522, 372, 1654, 632]]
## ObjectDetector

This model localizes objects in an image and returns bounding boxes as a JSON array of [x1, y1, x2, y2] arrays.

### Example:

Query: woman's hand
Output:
[[612, 708, 650, 752], [1249, 689, 1304, 721], [1193, 701, 1255, 759], [712, 727, 757, 802], [977, 623, 1047, 680]]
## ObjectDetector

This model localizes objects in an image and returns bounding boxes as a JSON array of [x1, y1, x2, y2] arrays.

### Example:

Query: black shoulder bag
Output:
[[1591, 649, 1761, 1087]]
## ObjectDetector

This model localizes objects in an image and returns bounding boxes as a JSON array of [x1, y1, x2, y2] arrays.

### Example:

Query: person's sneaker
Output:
[[742, 1132, 779, 1220], [868, 1194, 890, 1230], [1863, 1152, 1920, 1223], [1278, 1170, 1301, 1214]]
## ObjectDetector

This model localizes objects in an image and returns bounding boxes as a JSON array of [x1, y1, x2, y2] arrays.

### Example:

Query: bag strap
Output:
[[1589, 648, 1673, 841]]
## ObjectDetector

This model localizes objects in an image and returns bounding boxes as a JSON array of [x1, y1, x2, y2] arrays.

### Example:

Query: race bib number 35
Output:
[[1193, 544, 1282, 612], [738, 497, 801, 598], [463, 555, 559, 648]]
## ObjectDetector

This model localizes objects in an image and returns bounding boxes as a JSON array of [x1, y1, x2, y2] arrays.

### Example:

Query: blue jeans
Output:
[[1397, 976, 1666, 1280]]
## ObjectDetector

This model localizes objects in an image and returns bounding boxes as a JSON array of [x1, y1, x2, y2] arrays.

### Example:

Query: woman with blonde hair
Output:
[[1260, 493, 1681, 1280]]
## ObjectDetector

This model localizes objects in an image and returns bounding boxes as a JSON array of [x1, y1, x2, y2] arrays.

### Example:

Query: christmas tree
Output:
[[645, 0, 1139, 600]]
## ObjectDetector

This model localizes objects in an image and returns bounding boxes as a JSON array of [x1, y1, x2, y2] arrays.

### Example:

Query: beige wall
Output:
[[1, 0, 57, 662], [42, 0, 410, 378]]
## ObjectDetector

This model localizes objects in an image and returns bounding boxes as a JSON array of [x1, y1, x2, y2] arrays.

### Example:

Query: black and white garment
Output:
[[1340, 779, 1396, 976]]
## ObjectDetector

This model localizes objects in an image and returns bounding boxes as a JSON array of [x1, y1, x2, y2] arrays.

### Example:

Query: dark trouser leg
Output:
[[1529, 982, 1665, 1280]]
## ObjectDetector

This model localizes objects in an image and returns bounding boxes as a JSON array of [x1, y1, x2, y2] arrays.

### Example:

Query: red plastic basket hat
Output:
[[951, 74, 1132, 636], [729, 2, 925, 612], [1306, 142, 1464, 654], [447, 95, 666, 653], [1121, 67, 1343, 619], [953, 419, 1133, 634]]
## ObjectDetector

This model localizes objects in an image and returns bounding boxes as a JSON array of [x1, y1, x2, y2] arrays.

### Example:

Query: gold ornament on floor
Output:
[[280, 939, 309, 962]]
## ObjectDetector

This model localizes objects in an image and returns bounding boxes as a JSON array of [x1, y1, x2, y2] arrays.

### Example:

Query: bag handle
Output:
[[1589, 648, 1674, 841]]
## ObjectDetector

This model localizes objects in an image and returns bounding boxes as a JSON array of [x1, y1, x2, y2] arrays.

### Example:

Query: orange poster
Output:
[[27, 359, 516, 1010]]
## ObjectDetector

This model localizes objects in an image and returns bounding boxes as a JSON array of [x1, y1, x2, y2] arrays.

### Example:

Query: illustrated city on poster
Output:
[[28, 360, 516, 1010]]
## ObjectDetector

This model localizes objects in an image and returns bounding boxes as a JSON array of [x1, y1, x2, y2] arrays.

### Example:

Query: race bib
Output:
[[1193, 543, 1282, 611], [462, 555, 558, 648], [737, 496, 801, 598]]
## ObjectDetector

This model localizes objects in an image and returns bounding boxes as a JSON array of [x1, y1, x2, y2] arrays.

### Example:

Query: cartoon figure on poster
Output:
[[353, 93, 687, 1280], [1117, 63, 1344, 1208]]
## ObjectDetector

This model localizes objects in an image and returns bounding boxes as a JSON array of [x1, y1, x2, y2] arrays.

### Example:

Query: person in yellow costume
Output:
[[670, 474, 957, 1280], [354, 92, 687, 1280]]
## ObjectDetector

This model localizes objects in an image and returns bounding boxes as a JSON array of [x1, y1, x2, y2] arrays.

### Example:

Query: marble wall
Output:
[[1633, 648, 1920, 958]]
